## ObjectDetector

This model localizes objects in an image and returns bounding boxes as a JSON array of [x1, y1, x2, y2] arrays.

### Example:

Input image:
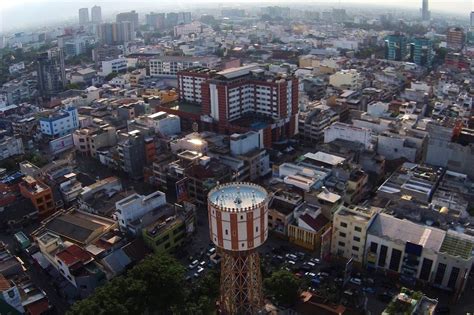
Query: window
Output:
[[339, 232, 346, 238], [340, 221, 347, 228], [338, 241, 345, 247], [352, 246, 359, 251], [256, 226, 259, 232], [370, 242, 378, 253], [353, 236, 361, 242], [225, 229, 228, 235], [378, 245, 388, 267], [434, 263, 447, 285], [447, 267, 460, 289], [389, 249, 402, 272], [419, 258, 433, 281], [354, 226, 362, 232]]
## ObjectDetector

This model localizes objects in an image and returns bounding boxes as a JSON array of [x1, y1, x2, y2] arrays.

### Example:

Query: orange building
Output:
[[19, 176, 56, 219]]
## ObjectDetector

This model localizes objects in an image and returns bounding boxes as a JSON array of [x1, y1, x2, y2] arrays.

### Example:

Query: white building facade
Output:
[[39, 107, 79, 137], [115, 191, 167, 231]]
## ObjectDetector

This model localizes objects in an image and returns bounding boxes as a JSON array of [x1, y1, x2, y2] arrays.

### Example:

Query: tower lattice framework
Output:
[[219, 249, 263, 315]]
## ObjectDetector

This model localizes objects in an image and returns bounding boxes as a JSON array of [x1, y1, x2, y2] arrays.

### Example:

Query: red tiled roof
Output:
[[300, 213, 329, 232], [24, 298, 50, 315], [56, 244, 92, 266], [0, 274, 11, 291]]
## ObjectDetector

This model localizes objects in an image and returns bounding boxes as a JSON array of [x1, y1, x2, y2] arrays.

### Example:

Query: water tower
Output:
[[208, 182, 269, 315]]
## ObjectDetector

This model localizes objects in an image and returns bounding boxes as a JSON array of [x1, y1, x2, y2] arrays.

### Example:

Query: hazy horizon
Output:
[[1, 0, 473, 34]]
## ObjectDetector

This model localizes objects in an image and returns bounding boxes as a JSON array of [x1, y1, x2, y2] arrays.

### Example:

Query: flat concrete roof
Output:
[[368, 213, 445, 252]]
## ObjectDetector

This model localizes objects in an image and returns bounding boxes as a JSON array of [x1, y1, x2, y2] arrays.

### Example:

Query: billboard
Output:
[[49, 134, 74, 155], [176, 177, 189, 203]]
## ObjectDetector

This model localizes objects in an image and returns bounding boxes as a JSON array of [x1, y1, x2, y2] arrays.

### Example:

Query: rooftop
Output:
[[303, 152, 346, 167], [209, 182, 268, 212], [56, 244, 93, 266], [43, 210, 115, 244], [336, 205, 377, 222], [369, 213, 445, 252], [439, 232, 474, 260]]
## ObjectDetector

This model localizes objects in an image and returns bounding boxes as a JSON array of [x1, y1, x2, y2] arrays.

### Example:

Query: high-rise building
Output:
[[91, 5, 102, 23], [177, 64, 299, 147], [116, 10, 139, 31], [208, 182, 269, 314], [165, 12, 179, 27], [37, 48, 66, 98], [470, 11, 474, 28], [78, 8, 89, 25], [447, 27, 465, 51], [385, 33, 408, 61], [421, 0, 430, 21], [411, 37, 434, 67], [98, 22, 135, 44], [145, 12, 165, 29]]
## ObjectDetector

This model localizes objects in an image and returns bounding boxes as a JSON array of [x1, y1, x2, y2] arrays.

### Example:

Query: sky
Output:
[[0, 0, 473, 33]]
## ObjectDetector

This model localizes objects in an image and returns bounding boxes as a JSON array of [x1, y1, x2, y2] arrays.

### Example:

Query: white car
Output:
[[188, 260, 199, 269], [350, 277, 362, 285], [194, 267, 205, 278], [305, 261, 316, 268], [286, 253, 298, 261], [310, 258, 321, 264], [305, 272, 317, 278]]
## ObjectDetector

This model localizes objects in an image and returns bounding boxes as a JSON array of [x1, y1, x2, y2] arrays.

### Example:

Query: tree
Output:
[[264, 269, 301, 306], [184, 270, 220, 313], [105, 72, 119, 81], [65, 83, 81, 90], [68, 254, 186, 315]]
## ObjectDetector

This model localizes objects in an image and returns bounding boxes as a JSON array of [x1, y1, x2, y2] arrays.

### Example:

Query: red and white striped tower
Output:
[[208, 182, 269, 315]]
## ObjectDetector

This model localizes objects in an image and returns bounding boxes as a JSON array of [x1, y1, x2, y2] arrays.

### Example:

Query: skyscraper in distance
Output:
[[470, 11, 474, 28], [422, 0, 430, 21], [37, 48, 66, 98], [79, 8, 89, 25], [91, 6, 102, 23]]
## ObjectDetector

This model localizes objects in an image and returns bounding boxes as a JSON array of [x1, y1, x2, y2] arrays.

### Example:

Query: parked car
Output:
[[188, 260, 199, 269], [362, 287, 375, 294], [309, 258, 321, 264], [207, 247, 216, 256], [296, 252, 306, 260], [301, 261, 316, 271], [287, 260, 296, 266], [304, 272, 317, 278], [318, 272, 330, 278], [286, 253, 298, 261], [350, 277, 362, 285]]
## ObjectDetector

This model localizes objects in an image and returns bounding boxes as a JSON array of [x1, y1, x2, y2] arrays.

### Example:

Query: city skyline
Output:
[[1, 0, 473, 33]]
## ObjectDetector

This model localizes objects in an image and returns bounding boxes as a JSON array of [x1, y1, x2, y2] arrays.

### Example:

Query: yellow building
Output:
[[141, 89, 178, 104], [288, 203, 330, 251]]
